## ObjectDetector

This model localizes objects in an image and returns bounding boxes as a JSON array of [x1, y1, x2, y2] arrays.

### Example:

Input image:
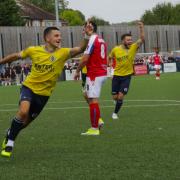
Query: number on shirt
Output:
[[100, 44, 105, 59]]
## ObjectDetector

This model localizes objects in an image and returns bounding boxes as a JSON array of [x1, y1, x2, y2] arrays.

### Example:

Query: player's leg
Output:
[[83, 75, 104, 128], [28, 93, 49, 124], [111, 75, 121, 119], [112, 75, 131, 119], [112, 92, 124, 119], [1, 86, 32, 157], [82, 73, 89, 104], [1, 100, 30, 156], [84, 96, 104, 129], [1, 87, 49, 157], [155, 68, 160, 80], [81, 76, 107, 135]]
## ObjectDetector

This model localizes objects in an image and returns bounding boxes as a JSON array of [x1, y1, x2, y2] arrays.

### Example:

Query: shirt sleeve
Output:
[[131, 42, 139, 52], [60, 48, 71, 62], [20, 46, 33, 59], [84, 35, 97, 55], [64, 48, 71, 61], [135, 39, 143, 48]]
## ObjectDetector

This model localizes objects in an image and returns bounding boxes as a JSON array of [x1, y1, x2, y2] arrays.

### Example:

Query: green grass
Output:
[[0, 73, 180, 180]]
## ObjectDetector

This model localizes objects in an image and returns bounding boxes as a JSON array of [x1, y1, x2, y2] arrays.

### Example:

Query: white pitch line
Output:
[[0, 103, 180, 112], [47, 99, 180, 103], [0, 99, 180, 107]]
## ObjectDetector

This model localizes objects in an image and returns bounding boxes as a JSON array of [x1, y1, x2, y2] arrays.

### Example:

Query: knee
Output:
[[112, 95, 118, 100], [117, 93, 124, 100], [17, 109, 29, 122]]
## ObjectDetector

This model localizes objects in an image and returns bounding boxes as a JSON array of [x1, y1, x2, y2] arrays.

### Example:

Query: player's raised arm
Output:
[[136, 21, 145, 47], [0, 52, 21, 65], [70, 39, 89, 58], [70, 21, 92, 58]]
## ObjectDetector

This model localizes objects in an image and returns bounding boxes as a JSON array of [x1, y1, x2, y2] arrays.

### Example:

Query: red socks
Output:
[[156, 72, 160, 77], [89, 103, 100, 128]]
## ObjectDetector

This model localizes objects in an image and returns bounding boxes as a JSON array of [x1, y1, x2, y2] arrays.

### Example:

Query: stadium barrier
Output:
[[163, 63, 177, 73], [134, 63, 177, 75], [1, 25, 180, 59], [148, 64, 163, 74], [134, 64, 148, 75], [63, 63, 179, 81], [176, 61, 180, 72]]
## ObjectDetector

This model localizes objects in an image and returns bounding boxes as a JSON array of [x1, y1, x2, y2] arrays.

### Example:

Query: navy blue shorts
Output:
[[112, 75, 132, 95], [20, 86, 49, 120]]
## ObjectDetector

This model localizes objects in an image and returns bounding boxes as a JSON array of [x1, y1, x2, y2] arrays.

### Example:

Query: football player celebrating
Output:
[[108, 21, 145, 120], [0, 24, 90, 157]]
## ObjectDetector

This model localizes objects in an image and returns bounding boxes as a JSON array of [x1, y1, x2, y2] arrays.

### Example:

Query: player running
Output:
[[152, 48, 163, 80], [0, 24, 90, 157], [108, 21, 145, 120], [74, 20, 107, 135]]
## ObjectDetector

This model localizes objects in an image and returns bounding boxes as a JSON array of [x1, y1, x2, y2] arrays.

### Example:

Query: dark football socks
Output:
[[114, 99, 123, 114], [7, 117, 24, 141]]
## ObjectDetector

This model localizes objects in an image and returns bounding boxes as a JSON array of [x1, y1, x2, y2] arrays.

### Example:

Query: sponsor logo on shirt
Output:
[[50, 56, 56, 62]]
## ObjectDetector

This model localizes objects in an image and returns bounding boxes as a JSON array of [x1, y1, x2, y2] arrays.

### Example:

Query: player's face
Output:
[[123, 36, 133, 48], [84, 23, 94, 36], [46, 30, 61, 48]]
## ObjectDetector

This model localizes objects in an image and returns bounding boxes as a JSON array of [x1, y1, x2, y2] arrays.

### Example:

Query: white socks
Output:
[[6, 139, 14, 147]]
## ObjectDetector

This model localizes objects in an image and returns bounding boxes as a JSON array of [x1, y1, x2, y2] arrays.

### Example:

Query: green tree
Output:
[[24, 0, 55, 12], [60, 9, 85, 26], [0, 0, 25, 26], [59, 0, 69, 11], [141, 2, 180, 25], [90, 16, 110, 26], [24, 0, 69, 13], [171, 4, 180, 24], [141, 10, 157, 25]]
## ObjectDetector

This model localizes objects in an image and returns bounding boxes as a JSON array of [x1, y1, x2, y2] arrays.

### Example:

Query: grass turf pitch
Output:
[[0, 73, 180, 180]]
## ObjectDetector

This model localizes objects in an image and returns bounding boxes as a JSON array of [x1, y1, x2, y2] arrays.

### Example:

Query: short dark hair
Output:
[[90, 20, 97, 33], [43, 27, 60, 40], [121, 33, 132, 41], [85, 20, 97, 33]]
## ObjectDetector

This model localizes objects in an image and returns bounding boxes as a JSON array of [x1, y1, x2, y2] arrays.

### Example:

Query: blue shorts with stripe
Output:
[[20, 85, 49, 120], [112, 75, 132, 95]]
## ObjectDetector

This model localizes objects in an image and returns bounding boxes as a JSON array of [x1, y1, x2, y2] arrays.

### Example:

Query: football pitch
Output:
[[0, 73, 180, 180]]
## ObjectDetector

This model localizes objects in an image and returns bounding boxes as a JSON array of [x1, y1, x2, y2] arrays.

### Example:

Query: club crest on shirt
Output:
[[50, 55, 56, 62]]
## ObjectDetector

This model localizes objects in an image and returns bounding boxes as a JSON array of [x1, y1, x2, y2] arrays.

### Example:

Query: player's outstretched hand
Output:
[[74, 71, 80, 80]]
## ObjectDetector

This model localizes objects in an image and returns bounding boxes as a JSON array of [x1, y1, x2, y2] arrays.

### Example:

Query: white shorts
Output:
[[85, 76, 107, 98], [154, 65, 161, 70]]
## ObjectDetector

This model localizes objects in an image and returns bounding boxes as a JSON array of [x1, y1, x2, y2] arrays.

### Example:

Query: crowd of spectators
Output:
[[134, 53, 176, 65], [0, 52, 179, 86], [0, 63, 31, 86], [64, 60, 79, 70]]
